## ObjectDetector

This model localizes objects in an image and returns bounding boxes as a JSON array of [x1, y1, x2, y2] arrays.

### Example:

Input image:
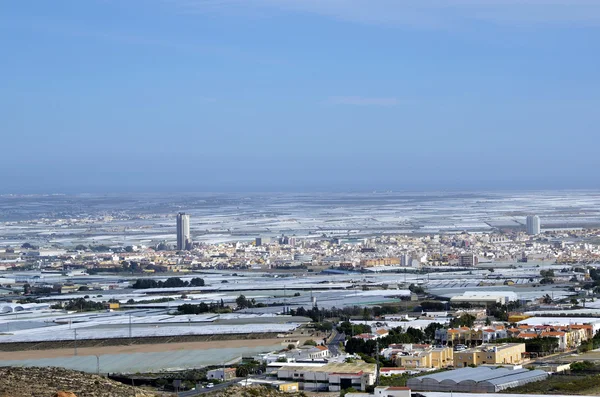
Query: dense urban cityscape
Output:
[[1, 193, 600, 396]]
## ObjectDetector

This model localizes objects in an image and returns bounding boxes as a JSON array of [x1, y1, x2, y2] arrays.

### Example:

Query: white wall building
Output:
[[526, 215, 541, 235]]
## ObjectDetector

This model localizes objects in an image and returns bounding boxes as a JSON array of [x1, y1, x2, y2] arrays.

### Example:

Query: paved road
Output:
[[177, 379, 239, 396], [328, 330, 345, 356]]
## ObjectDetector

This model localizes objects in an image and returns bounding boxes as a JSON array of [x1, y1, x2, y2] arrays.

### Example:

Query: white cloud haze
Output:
[[163, 0, 600, 27]]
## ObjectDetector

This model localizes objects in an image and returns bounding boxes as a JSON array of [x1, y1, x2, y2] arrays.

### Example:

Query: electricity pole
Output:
[[375, 339, 380, 386], [74, 329, 77, 356]]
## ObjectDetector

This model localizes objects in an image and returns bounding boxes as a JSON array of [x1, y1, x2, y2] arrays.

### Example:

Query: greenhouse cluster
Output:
[[407, 366, 548, 393]]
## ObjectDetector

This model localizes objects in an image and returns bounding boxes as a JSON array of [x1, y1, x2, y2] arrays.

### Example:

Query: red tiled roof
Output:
[[517, 333, 538, 338], [571, 324, 593, 329], [541, 331, 565, 337]]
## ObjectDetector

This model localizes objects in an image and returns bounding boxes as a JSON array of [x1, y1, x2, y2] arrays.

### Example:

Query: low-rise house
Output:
[[379, 367, 410, 377], [353, 329, 389, 341], [288, 345, 330, 361], [207, 368, 236, 381], [436, 325, 507, 346], [281, 339, 300, 348], [515, 324, 591, 350], [375, 329, 389, 338], [354, 333, 378, 341]]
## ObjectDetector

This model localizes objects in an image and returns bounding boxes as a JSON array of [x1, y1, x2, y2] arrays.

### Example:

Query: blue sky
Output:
[[2, 0, 599, 193]]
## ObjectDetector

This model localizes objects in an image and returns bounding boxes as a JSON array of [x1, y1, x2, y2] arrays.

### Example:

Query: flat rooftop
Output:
[[280, 361, 376, 375], [458, 343, 524, 353]]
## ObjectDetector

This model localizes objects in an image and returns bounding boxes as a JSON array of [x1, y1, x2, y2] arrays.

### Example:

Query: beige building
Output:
[[277, 362, 376, 392], [453, 343, 526, 368], [360, 258, 400, 267], [395, 347, 453, 369]]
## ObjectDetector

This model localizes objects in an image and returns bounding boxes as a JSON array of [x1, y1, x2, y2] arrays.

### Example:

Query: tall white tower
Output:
[[176, 212, 191, 250], [526, 215, 541, 235]]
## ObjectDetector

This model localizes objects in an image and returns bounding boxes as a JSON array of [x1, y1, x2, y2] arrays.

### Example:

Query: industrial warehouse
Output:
[[277, 362, 377, 392], [406, 366, 549, 393]]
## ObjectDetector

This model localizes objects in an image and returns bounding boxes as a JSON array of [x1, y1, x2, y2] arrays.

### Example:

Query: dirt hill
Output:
[[0, 367, 168, 397]]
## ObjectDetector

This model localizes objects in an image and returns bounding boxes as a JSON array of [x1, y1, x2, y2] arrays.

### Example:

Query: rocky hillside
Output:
[[0, 367, 168, 397]]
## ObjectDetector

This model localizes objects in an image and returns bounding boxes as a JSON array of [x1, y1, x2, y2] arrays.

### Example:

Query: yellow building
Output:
[[278, 382, 299, 393], [360, 258, 400, 267], [396, 347, 453, 369], [453, 343, 526, 368], [508, 313, 531, 323]]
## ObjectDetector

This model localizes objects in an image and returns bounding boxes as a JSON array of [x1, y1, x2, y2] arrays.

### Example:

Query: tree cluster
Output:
[[487, 302, 522, 322], [495, 337, 559, 353], [314, 322, 334, 332], [420, 301, 446, 311], [132, 277, 204, 289], [408, 284, 425, 294], [344, 326, 426, 355], [90, 245, 112, 252], [236, 294, 262, 309], [178, 302, 231, 315], [289, 304, 407, 323], [449, 314, 476, 328], [21, 243, 38, 250], [52, 298, 105, 312], [337, 321, 371, 336]]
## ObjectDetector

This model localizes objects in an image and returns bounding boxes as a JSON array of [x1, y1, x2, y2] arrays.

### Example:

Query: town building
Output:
[[176, 213, 192, 251], [359, 258, 400, 268], [513, 324, 592, 350], [450, 291, 518, 306], [238, 378, 299, 392], [379, 368, 412, 377], [458, 254, 478, 267], [436, 325, 507, 346], [207, 367, 236, 381], [400, 254, 413, 268], [396, 346, 453, 369], [255, 237, 271, 246], [526, 215, 541, 235], [277, 362, 376, 392], [287, 345, 330, 361], [453, 343, 526, 368]]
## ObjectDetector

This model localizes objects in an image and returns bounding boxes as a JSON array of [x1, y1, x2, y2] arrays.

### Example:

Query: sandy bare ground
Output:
[[0, 338, 287, 361]]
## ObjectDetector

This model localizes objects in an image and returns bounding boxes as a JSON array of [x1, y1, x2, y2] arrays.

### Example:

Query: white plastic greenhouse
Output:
[[407, 366, 548, 393]]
